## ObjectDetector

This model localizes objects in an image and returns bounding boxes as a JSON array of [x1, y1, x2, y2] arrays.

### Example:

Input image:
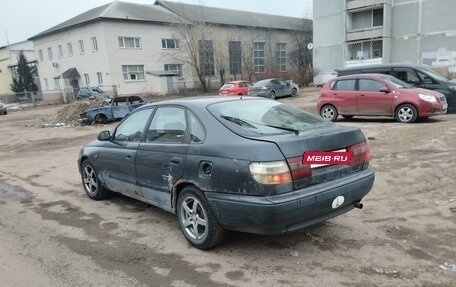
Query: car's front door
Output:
[[356, 78, 393, 115], [112, 97, 131, 119], [97, 108, 154, 197], [136, 106, 189, 211]]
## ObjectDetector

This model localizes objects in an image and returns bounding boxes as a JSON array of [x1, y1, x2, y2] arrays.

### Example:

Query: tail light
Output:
[[249, 160, 291, 185], [348, 141, 370, 165], [286, 157, 312, 180]]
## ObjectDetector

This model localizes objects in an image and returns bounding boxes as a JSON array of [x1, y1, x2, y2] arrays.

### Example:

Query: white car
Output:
[[0, 101, 7, 115], [313, 72, 337, 88]]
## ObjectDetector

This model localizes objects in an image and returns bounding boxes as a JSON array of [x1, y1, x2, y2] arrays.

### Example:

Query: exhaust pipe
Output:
[[354, 202, 363, 209]]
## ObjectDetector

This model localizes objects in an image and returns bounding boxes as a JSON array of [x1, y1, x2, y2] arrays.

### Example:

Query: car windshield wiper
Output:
[[240, 117, 300, 135], [220, 115, 257, 129]]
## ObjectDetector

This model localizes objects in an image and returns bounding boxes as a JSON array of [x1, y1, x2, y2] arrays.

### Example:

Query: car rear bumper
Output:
[[205, 169, 374, 235]]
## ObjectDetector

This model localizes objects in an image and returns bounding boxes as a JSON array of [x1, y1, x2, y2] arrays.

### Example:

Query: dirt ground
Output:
[[1, 89, 455, 287]]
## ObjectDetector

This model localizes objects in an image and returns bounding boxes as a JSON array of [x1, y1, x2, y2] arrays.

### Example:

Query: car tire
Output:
[[342, 115, 353, 119], [177, 186, 225, 250], [320, 105, 338, 122], [291, 88, 297, 97], [395, 104, 418, 123], [77, 97, 81, 101], [316, 85, 323, 88], [3, 110, 6, 115], [94, 114, 108, 124], [81, 160, 110, 200], [269, 91, 276, 100]]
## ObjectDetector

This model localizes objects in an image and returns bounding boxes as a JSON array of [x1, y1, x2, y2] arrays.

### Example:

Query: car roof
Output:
[[336, 63, 422, 72], [332, 73, 390, 80], [227, 80, 249, 83], [141, 96, 267, 109]]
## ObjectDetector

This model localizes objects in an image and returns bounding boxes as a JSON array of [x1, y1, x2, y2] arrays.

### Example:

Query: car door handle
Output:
[[360, 94, 365, 96], [125, 154, 134, 160], [170, 157, 181, 164]]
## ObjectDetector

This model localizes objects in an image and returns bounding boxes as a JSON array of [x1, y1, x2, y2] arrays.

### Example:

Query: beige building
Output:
[[30, 1, 311, 101], [0, 41, 38, 102]]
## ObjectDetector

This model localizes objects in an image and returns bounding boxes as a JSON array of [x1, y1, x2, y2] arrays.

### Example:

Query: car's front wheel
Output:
[[320, 105, 338, 122], [395, 104, 418, 123], [94, 114, 108, 124], [177, 186, 225, 250], [81, 160, 110, 200]]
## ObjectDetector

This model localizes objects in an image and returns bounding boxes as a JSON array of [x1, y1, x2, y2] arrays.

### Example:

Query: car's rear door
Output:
[[356, 78, 393, 115], [136, 106, 189, 211], [330, 78, 357, 114]]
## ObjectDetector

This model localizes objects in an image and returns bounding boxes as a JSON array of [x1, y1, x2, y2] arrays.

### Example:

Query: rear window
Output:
[[334, 79, 356, 91], [208, 99, 328, 136], [221, 83, 234, 89]]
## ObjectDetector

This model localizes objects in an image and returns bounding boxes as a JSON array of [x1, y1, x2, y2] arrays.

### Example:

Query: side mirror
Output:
[[423, 76, 433, 84], [98, 130, 111, 141], [379, 87, 391, 93]]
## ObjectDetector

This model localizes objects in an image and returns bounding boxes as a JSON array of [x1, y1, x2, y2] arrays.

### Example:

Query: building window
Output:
[[276, 43, 287, 72], [84, 73, 90, 86], [38, 50, 43, 61], [347, 39, 383, 60], [58, 45, 63, 57], [44, 78, 49, 90], [228, 41, 242, 75], [78, 40, 85, 54], [47, 47, 53, 60], [161, 39, 180, 49], [91, 37, 98, 52], [67, 43, 73, 57], [253, 42, 266, 73], [54, 78, 60, 89], [122, 65, 145, 81], [96, 72, 103, 85], [164, 64, 183, 77], [118, 37, 141, 49], [373, 9, 383, 27], [198, 40, 215, 76]]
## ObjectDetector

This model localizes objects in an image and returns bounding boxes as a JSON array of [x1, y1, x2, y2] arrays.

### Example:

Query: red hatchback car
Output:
[[317, 74, 447, 123], [219, 81, 253, 96]]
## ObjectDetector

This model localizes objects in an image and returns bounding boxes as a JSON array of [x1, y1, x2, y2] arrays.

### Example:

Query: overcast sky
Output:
[[0, 0, 313, 47]]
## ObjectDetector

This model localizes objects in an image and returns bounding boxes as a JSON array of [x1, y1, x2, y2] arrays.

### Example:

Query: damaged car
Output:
[[78, 97, 374, 249], [81, 95, 148, 124]]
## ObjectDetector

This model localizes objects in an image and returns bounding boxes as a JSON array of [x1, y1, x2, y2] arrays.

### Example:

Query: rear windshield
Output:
[[221, 83, 234, 89], [208, 99, 328, 136]]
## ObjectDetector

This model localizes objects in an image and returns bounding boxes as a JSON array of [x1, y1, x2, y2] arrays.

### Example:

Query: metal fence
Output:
[[347, 40, 383, 61], [0, 91, 42, 104]]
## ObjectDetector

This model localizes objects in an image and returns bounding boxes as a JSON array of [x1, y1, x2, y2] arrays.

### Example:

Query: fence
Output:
[[0, 91, 42, 104]]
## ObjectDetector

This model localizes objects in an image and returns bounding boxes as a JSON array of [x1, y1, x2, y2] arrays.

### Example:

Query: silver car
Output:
[[248, 78, 299, 100]]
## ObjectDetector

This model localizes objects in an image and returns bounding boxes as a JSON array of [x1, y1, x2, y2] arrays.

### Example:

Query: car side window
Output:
[[393, 69, 420, 84], [146, 107, 187, 143], [279, 80, 288, 86], [113, 108, 153, 142], [358, 79, 387, 92], [188, 111, 205, 143], [334, 79, 356, 91]]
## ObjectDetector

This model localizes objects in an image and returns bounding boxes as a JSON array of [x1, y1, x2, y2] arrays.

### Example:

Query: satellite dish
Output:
[[307, 43, 313, 50]]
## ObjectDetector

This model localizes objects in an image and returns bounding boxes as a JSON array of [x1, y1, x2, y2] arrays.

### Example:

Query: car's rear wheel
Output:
[[269, 91, 276, 100], [291, 88, 297, 97], [94, 114, 108, 124], [342, 115, 353, 119], [320, 105, 338, 122], [395, 104, 417, 123], [81, 160, 110, 200], [177, 186, 225, 250], [77, 97, 81, 101]]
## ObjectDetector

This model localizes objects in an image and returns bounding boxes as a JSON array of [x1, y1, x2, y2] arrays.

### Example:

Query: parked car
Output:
[[219, 81, 253, 96], [248, 78, 299, 99], [317, 74, 447, 123], [77, 86, 108, 101], [313, 71, 338, 88], [81, 95, 148, 124], [0, 101, 7, 115], [336, 64, 456, 113], [78, 97, 374, 249]]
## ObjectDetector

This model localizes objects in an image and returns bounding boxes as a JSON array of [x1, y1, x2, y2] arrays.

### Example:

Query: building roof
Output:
[[29, 1, 311, 40], [29, 1, 189, 40], [156, 0, 312, 31]]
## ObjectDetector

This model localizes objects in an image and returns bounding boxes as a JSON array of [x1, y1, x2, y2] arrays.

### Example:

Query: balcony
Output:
[[347, 26, 383, 41], [347, 0, 387, 12]]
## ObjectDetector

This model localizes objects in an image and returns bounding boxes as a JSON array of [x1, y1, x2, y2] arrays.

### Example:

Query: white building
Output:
[[29, 0, 312, 102]]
